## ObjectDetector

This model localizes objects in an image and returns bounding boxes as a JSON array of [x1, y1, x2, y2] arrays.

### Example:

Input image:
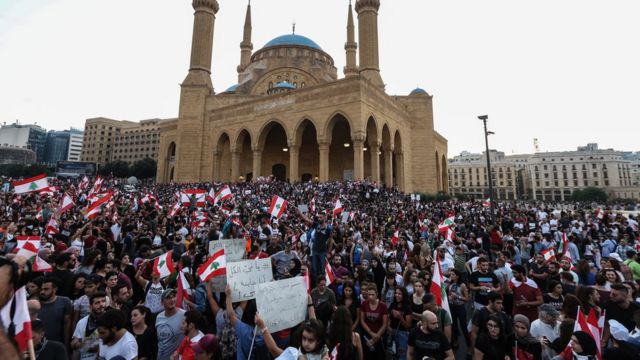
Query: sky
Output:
[[1, 0, 639, 156]]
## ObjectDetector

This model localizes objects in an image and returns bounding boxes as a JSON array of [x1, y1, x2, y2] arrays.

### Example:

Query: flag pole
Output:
[[27, 339, 35, 360]]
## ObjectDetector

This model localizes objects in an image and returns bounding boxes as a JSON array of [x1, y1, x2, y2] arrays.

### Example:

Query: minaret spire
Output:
[[355, 0, 384, 88], [344, 0, 358, 77], [237, 0, 253, 77]]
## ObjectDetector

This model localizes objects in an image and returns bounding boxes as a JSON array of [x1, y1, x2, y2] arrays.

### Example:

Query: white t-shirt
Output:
[[99, 331, 138, 360], [72, 315, 101, 360]]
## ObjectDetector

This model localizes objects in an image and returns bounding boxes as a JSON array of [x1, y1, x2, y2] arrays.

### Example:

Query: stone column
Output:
[[384, 149, 393, 187], [319, 142, 330, 182], [212, 151, 221, 181], [252, 149, 262, 181], [231, 151, 241, 181], [352, 135, 365, 180], [289, 144, 300, 182], [370, 141, 381, 183], [395, 152, 404, 191]]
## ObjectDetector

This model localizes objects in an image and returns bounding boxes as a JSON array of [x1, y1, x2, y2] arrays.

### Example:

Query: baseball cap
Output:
[[161, 288, 177, 300], [191, 334, 219, 354], [608, 253, 623, 263], [609, 319, 629, 342]]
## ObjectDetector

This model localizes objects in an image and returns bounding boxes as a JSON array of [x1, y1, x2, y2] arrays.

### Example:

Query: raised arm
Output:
[[255, 314, 284, 357], [224, 285, 237, 326]]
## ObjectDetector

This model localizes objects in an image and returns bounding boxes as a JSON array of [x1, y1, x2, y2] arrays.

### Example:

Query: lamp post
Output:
[[478, 115, 495, 223]]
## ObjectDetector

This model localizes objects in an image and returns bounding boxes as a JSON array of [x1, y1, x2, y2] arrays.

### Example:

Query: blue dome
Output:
[[225, 84, 239, 92], [274, 81, 296, 89], [410, 87, 428, 95], [263, 34, 322, 50]]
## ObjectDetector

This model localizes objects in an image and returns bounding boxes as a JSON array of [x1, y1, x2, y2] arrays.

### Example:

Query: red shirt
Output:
[[361, 300, 388, 333], [509, 277, 542, 322]]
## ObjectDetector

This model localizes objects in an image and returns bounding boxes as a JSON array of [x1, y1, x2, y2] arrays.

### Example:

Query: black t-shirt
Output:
[[604, 300, 640, 331], [388, 301, 412, 331], [543, 293, 564, 313], [475, 333, 508, 360], [469, 271, 499, 305], [408, 327, 451, 360], [312, 222, 333, 253], [530, 262, 549, 290], [471, 308, 513, 337]]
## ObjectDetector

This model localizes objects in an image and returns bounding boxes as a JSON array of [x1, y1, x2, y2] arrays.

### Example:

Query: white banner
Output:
[[256, 276, 307, 333], [226, 258, 273, 301], [208, 239, 246, 262]]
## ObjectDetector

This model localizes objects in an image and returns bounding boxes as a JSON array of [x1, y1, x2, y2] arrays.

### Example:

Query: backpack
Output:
[[219, 320, 237, 360]]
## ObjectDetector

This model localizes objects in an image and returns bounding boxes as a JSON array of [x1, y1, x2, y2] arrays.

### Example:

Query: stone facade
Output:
[[156, 0, 448, 193]]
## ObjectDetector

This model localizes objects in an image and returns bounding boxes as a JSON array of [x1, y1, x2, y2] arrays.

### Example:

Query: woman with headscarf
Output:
[[508, 314, 542, 360], [566, 331, 598, 360]]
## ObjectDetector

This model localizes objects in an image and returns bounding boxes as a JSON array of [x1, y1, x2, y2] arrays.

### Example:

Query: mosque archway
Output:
[[441, 154, 448, 193], [327, 114, 354, 181], [258, 121, 289, 181], [364, 117, 378, 181], [381, 124, 392, 187], [435, 151, 441, 192], [293, 119, 319, 182], [393, 130, 404, 191], [164, 142, 176, 181], [272, 164, 287, 181], [215, 133, 232, 182], [235, 129, 253, 181]]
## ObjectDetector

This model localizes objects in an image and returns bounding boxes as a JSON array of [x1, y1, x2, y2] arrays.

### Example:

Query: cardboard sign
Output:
[[208, 239, 246, 262], [256, 276, 308, 332], [341, 211, 350, 223], [226, 258, 273, 301], [297, 204, 309, 214]]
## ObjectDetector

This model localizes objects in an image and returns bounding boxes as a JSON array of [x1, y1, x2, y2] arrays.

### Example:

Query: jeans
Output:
[[389, 329, 409, 360], [311, 251, 327, 278]]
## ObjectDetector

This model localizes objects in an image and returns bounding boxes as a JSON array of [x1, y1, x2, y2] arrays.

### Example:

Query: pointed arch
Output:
[[164, 142, 177, 182], [258, 121, 289, 181], [441, 154, 448, 193], [323, 111, 354, 143], [235, 129, 254, 181], [326, 113, 354, 181], [294, 118, 319, 181], [393, 130, 405, 191], [215, 132, 232, 182], [257, 119, 290, 149], [380, 124, 393, 186]]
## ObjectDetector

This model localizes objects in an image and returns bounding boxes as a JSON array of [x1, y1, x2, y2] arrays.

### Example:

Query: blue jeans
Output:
[[311, 251, 326, 278], [389, 329, 409, 360]]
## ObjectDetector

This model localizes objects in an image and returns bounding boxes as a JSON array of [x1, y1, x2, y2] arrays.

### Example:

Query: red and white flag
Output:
[[79, 176, 90, 191], [540, 247, 556, 263], [209, 185, 233, 206], [85, 191, 114, 219], [324, 259, 335, 284], [304, 271, 311, 295], [482, 198, 491, 208], [45, 218, 59, 236], [152, 251, 176, 279], [197, 249, 227, 282], [332, 199, 343, 218], [169, 202, 182, 217], [268, 195, 287, 220], [0, 286, 32, 352], [595, 207, 604, 220], [57, 193, 75, 215], [176, 268, 192, 309], [391, 230, 400, 247], [309, 197, 316, 214], [330, 344, 340, 360], [12, 174, 48, 194], [180, 189, 207, 207], [438, 215, 456, 238], [88, 177, 104, 196], [429, 257, 451, 319], [32, 256, 53, 272], [35, 208, 44, 222], [15, 237, 40, 259]]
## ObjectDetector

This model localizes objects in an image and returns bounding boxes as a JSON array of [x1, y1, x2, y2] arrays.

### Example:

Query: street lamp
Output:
[[478, 115, 496, 223]]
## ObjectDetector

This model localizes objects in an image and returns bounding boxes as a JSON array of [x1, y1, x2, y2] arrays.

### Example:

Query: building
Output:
[[0, 123, 47, 163], [448, 151, 522, 200], [448, 144, 640, 201], [67, 128, 84, 162], [80, 117, 167, 166], [43, 130, 70, 166], [0, 146, 36, 165], [152, 0, 447, 193]]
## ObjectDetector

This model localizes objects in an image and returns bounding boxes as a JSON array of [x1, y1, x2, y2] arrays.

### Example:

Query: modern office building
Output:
[[44, 130, 70, 166], [67, 128, 84, 161], [0, 123, 47, 162]]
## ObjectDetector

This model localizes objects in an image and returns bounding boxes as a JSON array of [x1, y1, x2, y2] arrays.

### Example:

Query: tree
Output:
[[571, 187, 608, 202], [98, 161, 130, 178], [131, 158, 157, 179], [0, 163, 52, 177]]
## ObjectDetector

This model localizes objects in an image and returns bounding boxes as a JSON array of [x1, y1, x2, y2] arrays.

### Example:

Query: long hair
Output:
[[328, 306, 353, 359], [299, 318, 326, 354]]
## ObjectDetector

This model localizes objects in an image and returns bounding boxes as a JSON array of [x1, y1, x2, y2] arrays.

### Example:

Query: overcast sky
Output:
[[1, 0, 639, 156]]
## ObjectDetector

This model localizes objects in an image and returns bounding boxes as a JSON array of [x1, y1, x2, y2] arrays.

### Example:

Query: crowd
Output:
[[0, 175, 639, 360]]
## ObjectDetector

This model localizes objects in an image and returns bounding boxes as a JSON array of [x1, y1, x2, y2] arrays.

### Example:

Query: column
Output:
[[352, 136, 365, 180], [252, 149, 262, 181], [319, 141, 330, 182], [289, 144, 300, 182], [212, 151, 221, 181], [384, 149, 393, 187], [231, 151, 240, 181], [370, 141, 381, 183], [395, 152, 404, 191]]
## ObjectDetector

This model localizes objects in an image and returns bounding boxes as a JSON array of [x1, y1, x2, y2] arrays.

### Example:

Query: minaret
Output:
[[344, 1, 358, 78], [237, 0, 253, 78], [183, 0, 219, 90], [355, 0, 384, 88]]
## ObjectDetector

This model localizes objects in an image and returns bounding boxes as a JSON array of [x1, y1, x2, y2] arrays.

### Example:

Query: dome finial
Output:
[[292, 21, 296, 34]]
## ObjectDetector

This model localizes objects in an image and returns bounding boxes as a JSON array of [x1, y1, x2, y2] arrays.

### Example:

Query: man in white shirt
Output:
[[97, 309, 138, 360], [530, 304, 560, 342], [71, 292, 107, 360]]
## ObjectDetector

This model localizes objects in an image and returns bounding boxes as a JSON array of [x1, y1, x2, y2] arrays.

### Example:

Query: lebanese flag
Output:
[[309, 197, 316, 214], [57, 193, 75, 215], [231, 217, 243, 228], [482, 198, 491, 208], [85, 191, 114, 219], [391, 230, 400, 247], [197, 249, 227, 282], [180, 189, 207, 207], [304, 272, 311, 295], [562, 307, 602, 360], [429, 257, 451, 319], [210, 185, 233, 206], [38, 186, 58, 197], [445, 227, 456, 241], [540, 247, 556, 263], [15, 237, 40, 259], [0, 286, 32, 352], [35, 208, 44, 222], [330, 344, 340, 360], [153, 251, 176, 279], [88, 177, 104, 196], [595, 207, 604, 220], [79, 176, 90, 191], [324, 259, 335, 284], [176, 268, 192, 309], [169, 202, 182, 217], [45, 218, 59, 236], [12, 174, 48, 194], [268, 195, 287, 220], [32, 256, 53, 272], [332, 199, 343, 218]]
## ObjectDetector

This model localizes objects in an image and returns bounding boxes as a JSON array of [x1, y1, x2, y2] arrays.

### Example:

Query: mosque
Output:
[[157, 0, 448, 194]]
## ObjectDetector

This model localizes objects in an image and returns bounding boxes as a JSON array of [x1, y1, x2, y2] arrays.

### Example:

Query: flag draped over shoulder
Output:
[[0, 287, 32, 352]]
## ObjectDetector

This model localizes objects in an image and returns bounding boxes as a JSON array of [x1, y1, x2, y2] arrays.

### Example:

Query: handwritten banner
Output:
[[226, 258, 273, 301], [208, 238, 246, 262], [256, 276, 307, 332]]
